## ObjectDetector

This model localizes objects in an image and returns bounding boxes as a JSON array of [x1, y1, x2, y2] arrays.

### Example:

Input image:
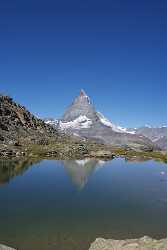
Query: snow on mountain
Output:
[[45, 119, 59, 126], [44, 90, 154, 149], [59, 115, 92, 130], [46, 112, 136, 134], [45, 90, 137, 134], [97, 112, 136, 134]]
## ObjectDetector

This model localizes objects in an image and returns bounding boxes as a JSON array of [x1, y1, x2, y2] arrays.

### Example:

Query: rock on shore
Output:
[[0, 244, 16, 250], [89, 236, 167, 250]]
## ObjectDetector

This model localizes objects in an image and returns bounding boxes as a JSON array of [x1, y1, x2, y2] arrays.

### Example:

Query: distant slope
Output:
[[135, 126, 167, 141], [135, 126, 167, 150]]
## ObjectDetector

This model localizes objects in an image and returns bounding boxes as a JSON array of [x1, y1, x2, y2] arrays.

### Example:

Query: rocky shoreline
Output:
[[2, 236, 167, 250], [0, 142, 167, 163], [89, 236, 167, 250]]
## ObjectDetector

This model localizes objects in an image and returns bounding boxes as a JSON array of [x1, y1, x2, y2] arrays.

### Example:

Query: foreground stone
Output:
[[0, 245, 16, 250], [89, 236, 167, 250], [90, 150, 115, 159]]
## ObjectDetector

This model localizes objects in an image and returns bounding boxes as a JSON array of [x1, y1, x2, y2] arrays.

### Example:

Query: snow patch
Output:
[[45, 119, 59, 126], [59, 115, 93, 130]]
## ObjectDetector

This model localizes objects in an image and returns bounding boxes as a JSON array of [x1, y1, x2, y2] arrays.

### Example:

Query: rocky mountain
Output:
[[155, 136, 167, 150], [46, 90, 153, 151], [0, 94, 59, 145], [134, 126, 167, 150], [2, 91, 165, 152], [135, 126, 167, 141]]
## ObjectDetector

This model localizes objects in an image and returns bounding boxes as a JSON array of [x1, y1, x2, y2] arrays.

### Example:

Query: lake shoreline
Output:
[[2, 236, 167, 250], [0, 142, 167, 163]]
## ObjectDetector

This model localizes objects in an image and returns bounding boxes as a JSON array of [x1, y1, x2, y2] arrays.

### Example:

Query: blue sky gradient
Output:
[[0, 0, 167, 127]]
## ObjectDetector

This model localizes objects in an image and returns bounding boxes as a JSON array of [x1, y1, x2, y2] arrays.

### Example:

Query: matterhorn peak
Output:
[[77, 89, 91, 104], [61, 89, 95, 122], [80, 89, 87, 97], [45, 90, 153, 149]]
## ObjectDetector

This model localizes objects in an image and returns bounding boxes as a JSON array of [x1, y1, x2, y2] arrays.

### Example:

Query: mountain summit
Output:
[[60, 89, 134, 133], [46, 90, 153, 150], [62, 89, 95, 122]]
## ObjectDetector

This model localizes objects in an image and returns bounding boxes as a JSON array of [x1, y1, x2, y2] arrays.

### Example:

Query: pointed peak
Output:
[[80, 89, 87, 97], [78, 89, 91, 104]]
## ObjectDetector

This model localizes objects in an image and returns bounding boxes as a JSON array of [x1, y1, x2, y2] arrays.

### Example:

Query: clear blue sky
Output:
[[0, 0, 167, 127]]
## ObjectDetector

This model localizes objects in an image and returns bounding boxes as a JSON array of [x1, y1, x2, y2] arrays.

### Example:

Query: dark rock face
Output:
[[0, 94, 58, 145]]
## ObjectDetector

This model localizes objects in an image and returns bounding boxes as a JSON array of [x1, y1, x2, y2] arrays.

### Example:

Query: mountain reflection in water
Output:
[[0, 158, 167, 250], [0, 156, 154, 188], [0, 158, 41, 185], [63, 159, 106, 189], [0, 158, 108, 189]]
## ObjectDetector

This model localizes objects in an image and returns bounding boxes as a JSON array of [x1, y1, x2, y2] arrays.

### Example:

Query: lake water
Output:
[[0, 158, 167, 250]]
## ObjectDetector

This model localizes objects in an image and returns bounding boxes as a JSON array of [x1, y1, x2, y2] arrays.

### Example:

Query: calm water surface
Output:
[[0, 158, 167, 250]]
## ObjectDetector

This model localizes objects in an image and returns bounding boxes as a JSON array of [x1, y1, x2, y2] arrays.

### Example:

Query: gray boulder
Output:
[[0, 244, 16, 250], [89, 236, 167, 250]]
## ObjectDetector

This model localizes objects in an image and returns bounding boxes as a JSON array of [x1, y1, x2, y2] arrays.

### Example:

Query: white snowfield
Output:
[[59, 115, 93, 130], [97, 112, 136, 134], [45, 119, 58, 126]]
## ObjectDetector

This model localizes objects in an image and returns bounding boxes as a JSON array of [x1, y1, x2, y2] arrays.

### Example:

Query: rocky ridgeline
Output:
[[89, 236, 167, 250], [0, 94, 59, 145]]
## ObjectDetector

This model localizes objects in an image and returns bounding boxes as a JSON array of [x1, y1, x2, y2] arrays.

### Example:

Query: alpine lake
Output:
[[0, 157, 167, 250]]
